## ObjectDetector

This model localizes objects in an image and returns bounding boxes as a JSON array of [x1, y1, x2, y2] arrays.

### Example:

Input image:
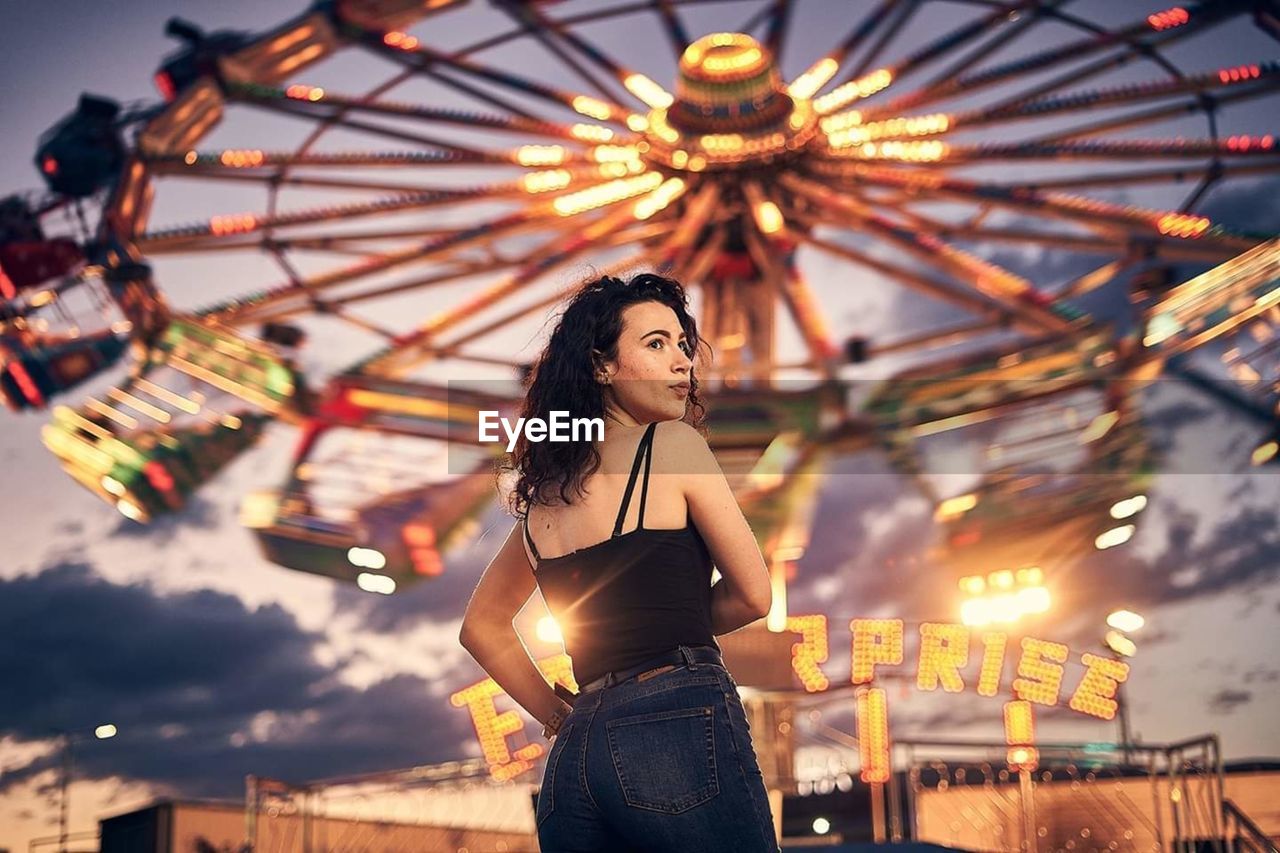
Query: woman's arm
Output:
[[708, 575, 771, 635], [658, 421, 772, 631], [459, 521, 568, 728]]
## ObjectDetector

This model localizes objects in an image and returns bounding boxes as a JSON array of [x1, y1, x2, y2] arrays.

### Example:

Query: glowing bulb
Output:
[[348, 546, 388, 570], [789, 58, 839, 99], [1106, 610, 1145, 633], [753, 200, 784, 234], [1104, 630, 1137, 658], [1110, 495, 1148, 519], [624, 73, 673, 109], [1095, 524, 1135, 550], [356, 573, 396, 595]]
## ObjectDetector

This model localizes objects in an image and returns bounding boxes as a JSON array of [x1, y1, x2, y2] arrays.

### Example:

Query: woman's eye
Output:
[[650, 338, 691, 355]]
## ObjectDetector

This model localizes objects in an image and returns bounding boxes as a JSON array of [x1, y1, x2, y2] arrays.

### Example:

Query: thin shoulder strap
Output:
[[612, 422, 657, 536], [523, 517, 542, 562]]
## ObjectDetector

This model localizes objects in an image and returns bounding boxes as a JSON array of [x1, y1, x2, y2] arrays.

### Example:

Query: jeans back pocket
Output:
[[606, 705, 718, 813], [536, 721, 572, 827]]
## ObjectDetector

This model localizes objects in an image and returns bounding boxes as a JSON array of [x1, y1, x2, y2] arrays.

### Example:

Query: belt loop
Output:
[[679, 644, 698, 670]]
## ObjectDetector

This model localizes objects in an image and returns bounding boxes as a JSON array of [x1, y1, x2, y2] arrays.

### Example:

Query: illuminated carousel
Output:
[[4, 1, 1278, 849]]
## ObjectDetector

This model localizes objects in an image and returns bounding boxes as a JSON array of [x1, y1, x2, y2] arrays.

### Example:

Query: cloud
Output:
[[1199, 177, 1280, 236], [1242, 666, 1280, 686], [1045, 500, 1279, 650], [1207, 688, 1253, 715], [0, 561, 482, 800]]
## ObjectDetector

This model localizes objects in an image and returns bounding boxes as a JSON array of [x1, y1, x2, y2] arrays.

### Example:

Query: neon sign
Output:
[[451, 615, 1128, 781]]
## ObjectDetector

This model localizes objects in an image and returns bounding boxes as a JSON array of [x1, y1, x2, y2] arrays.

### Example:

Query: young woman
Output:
[[460, 272, 779, 852]]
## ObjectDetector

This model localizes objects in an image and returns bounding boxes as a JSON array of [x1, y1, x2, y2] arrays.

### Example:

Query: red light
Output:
[[410, 549, 444, 576], [154, 70, 176, 101], [1147, 7, 1189, 30], [145, 460, 176, 494], [6, 361, 45, 407], [405, 523, 443, 576], [0, 266, 15, 300], [1219, 64, 1262, 84], [41, 156, 58, 176]]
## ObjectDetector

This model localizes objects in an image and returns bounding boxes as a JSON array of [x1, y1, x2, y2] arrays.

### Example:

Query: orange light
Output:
[[623, 73, 673, 109], [855, 686, 891, 783], [570, 123, 614, 143], [977, 632, 1007, 697], [937, 493, 978, 522], [814, 68, 894, 114], [451, 654, 577, 781], [1156, 212, 1211, 238], [789, 57, 839, 99], [209, 213, 258, 236], [850, 618, 903, 684], [572, 96, 613, 121], [1004, 700, 1038, 771], [916, 623, 968, 693], [521, 169, 573, 194], [404, 522, 443, 576], [218, 149, 266, 168], [383, 31, 419, 51], [1253, 440, 1278, 466], [633, 177, 686, 220], [516, 145, 567, 167], [787, 614, 830, 692], [1012, 637, 1068, 706], [1068, 653, 1129, 720], [449, 678, 527, 768]]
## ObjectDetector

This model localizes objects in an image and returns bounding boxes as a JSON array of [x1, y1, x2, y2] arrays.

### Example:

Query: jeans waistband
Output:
[[578, 645, 723, 696]]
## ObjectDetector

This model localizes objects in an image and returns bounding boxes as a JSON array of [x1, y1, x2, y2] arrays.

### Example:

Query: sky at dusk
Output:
[[2, 2, 1279, 850]]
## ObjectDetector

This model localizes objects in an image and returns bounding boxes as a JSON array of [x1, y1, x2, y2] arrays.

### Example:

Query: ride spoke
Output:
[[782, 173, 1080, 333], [229, 80, 631, 145], [491, 0, 634, 106], [866, 2, 1239, 117], [653, 0, 690, 58]]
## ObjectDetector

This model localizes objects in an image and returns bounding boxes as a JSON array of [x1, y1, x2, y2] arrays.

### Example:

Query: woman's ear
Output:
[[591, 348, 612, 384]]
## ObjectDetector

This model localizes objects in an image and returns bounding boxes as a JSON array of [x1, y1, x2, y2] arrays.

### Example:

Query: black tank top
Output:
[[524, 421, 720, 687]]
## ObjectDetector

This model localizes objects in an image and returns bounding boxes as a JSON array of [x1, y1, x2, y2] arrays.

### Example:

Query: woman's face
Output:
[[597, 300, 694, 425]]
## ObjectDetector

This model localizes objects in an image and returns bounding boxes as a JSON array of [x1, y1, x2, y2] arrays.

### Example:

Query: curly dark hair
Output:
[[500, 271, 710, 518]]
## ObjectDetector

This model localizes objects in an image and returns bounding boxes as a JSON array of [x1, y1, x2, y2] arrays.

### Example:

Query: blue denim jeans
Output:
[[535, 646, 780, 852]]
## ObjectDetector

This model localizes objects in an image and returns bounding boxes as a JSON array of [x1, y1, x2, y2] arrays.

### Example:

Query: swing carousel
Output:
[[2, 0, 1277, 643]]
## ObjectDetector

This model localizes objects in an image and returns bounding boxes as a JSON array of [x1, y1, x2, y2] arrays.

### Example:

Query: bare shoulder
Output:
[[651, 420, 721, 476]]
